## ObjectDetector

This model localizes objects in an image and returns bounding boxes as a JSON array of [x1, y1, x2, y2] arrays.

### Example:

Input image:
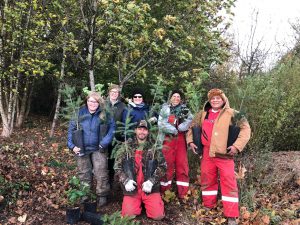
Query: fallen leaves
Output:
[[17, 214, 27, 223], [235, 162, 247, 180]]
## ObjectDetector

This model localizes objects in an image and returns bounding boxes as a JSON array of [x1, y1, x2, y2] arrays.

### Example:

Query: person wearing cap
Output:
[[67, 91, 115, 208], [114, 120, 166, 220], [158, 89, 193, 199], [105, 84, 126, 185], [122, 88, 157, 139], [186, 88, 251, 225]]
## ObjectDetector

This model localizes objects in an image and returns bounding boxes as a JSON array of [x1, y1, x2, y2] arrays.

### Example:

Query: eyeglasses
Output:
[[87, 100, 99, 104], [133, 95, 143, 98], [110, 90, 119, 94]]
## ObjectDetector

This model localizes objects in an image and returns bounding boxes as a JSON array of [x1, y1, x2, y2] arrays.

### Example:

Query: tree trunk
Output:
[[16, 77, 32, 128], [50, 43, 66, 138]]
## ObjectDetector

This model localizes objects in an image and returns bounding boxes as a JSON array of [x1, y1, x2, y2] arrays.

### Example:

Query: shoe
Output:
[[97, 196, 107, 207], [227, 218, 237, 225]]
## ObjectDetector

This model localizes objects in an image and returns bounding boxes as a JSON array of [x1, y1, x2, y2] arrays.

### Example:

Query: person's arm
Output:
[[231, 110, 251, 152], [186, 112, 203, 153], [157, 105, 178, 135], [99, 117, 116, 148], [178, 109, 193, 132], [114, 151, 129, 185], [67, 120, 76, 150]]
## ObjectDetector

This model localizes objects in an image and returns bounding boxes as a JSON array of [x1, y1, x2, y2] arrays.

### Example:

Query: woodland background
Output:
[[0, 0, 299, 224]]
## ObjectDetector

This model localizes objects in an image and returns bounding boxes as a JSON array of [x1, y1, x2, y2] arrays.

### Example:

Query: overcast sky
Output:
[[230, 0, 300, 69]]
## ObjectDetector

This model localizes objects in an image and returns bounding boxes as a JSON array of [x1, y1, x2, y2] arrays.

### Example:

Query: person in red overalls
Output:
[[114, 120, 166, 220], [158, 90, 193, 199], [186, 88, 251, 225]]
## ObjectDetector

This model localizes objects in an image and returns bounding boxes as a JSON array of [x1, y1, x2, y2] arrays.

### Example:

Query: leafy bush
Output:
[[102, 211, 140, 225], [65, 176, 94, 207]]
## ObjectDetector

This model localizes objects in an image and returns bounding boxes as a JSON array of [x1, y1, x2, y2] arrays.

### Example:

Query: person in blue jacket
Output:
[[67, 91, 115, 207], [122, 88, 157, 139]]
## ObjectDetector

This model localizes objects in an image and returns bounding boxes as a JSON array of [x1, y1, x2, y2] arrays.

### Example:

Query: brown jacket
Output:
[[186, 96, 251, 158]]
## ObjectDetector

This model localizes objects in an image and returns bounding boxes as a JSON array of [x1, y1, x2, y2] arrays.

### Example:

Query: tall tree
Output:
[[0, 0, 53, 137]]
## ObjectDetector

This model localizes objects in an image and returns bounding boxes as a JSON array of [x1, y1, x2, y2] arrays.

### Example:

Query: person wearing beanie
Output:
[[105, 84, 127, 187], [122, 88, 157, 139], [186, 88, 251, 225], [157, 89, 193, 199]]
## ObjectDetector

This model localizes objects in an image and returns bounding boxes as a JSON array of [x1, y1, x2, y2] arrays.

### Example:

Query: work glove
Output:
[[142, 180, 153, 193], [124, 179, 137, 192], [148, 116, 157, 124]]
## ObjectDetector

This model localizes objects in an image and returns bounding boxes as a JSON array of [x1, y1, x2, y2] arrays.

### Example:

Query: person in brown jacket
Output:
[[186, 88, 251, 225]]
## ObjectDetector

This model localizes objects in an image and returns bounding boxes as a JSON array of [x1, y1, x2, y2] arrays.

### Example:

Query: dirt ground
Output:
[[0, 116, 299, 225]]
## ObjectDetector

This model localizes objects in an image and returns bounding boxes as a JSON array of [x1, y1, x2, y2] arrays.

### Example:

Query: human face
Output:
[[133, 94, 143, 105], [109, 88, 119, 102], [209, 95, 224, 111], [135, 127, 149, 142], [170, 93, 181, 106], [87, 97, 99, 113]]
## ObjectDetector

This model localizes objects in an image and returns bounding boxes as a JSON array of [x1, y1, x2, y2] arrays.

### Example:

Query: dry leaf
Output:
[[261, 215, 270, 224], [41, 166, 49, 175], [235, 162, 247, 179], [15, 209, 23, 215], [8, 217, 17, 223], [17, 214, 27, 223], [52, 204, 59, 209], [16, 200, 23, 207], [242, 210, 251, 220]]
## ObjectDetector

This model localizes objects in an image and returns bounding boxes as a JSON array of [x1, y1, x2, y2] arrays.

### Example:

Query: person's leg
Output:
[[174, 133, 189, 198], [201, 147, 218, 208], [76, 154, 93, 202], [216, 158, 239, 218], [92, 151, 110, 206], [160, 137, 176, 193], [142, 192, 165, 220], [122, 192, 142, 216]]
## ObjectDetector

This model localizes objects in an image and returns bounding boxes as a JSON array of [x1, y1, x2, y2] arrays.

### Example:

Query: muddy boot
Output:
[[227, 218, 237, 225], [97, 196, 107, 207]]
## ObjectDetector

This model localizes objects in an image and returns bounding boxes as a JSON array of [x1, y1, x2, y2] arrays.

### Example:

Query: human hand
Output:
[[189, 143, 198, 154], [148, 117, 157, 124], [142, 180, 153, 193], [125, 180, 137, 192], [73, 146, 81, 154], [227, 145, 238, 156]]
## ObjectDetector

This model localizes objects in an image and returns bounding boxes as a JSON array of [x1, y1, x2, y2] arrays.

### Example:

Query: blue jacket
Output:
[[67, 105, 115, 154], [122, 103, 150, 125]]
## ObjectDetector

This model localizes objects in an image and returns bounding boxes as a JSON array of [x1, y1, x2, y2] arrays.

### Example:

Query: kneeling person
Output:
[[114, 120, 166, 220]]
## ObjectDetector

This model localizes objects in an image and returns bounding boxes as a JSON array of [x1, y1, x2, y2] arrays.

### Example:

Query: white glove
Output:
[[148, 117, 157, 124], [142, 180, 153, 193], [124, 180, 137, 192]]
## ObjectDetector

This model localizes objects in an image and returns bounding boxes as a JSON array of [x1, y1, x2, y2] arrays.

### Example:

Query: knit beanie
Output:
[[131, 88, 144, 98], [170, 89, 184, 100], [207, 88, 226, 101]]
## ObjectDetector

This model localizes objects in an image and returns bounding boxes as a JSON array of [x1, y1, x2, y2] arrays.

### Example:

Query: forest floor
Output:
[[0, 116, 299, 225]]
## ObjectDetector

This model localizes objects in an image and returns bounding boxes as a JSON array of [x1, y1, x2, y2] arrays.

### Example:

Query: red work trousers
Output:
[[201, 146, 239, 217], [160, 133, 189, 198], [122, 150, 165, 220]]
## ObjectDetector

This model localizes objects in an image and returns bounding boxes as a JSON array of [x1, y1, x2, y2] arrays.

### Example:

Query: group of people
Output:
[[67, 85, 251, 225]]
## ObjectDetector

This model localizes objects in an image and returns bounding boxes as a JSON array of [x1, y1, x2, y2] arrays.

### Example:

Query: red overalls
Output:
[[201, 109, 239, 217], [160, 115, 189, 199], [122, 150, 165, 219]]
